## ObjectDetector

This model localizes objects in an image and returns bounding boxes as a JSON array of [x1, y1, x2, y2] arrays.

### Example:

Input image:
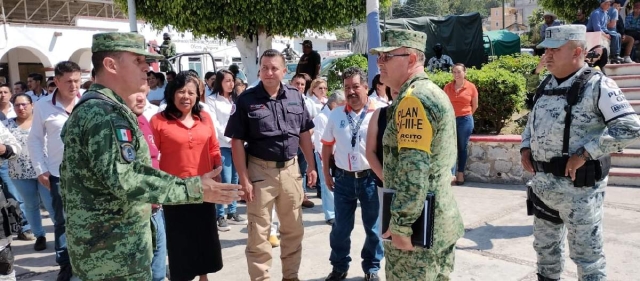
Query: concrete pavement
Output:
[[14, 183, 640, 280]]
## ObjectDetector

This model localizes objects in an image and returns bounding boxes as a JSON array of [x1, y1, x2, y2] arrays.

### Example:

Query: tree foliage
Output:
[[115, 0, 385, 40], [391, 0, 501, 18], [327, 55, 369, 91], [537, 0, 597, 22]]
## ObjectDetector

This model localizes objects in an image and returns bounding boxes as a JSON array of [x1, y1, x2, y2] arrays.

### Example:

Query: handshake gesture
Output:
[[199, 167, 244, 204]]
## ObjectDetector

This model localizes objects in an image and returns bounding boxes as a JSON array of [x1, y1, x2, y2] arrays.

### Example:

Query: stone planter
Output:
[[464, 135, 533, 184]]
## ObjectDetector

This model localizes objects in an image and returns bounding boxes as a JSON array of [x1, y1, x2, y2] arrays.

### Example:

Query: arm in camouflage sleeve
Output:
[[583, 77, 640, 158], [390, 147, 431, 237], [81, 108, 203, 205], [521, 112, 533, 149], [0, 122, 20, 160]]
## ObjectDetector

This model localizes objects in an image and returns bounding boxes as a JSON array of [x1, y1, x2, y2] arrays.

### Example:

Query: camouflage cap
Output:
[[369, 29, 427, 54], [537, 25, 586, 49], [92, 32, 164, 60]]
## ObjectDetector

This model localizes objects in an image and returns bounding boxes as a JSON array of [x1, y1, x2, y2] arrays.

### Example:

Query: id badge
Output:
[[348, 152, 360, 171]]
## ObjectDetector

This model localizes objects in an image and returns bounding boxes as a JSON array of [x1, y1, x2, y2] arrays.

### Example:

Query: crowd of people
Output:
[[0, 19, 638, 281]]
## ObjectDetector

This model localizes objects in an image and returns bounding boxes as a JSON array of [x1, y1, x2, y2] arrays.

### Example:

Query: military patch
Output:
[[120, 143, 136, 163], [116, 128, 133, 142], [395, 87, 433, 153]]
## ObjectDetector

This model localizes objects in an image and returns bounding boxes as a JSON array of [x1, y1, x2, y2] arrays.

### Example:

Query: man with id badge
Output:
[[320, 67, 383, 281]]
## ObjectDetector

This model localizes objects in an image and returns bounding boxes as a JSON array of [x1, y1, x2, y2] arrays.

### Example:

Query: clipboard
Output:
[[379, 188, 435, 249]]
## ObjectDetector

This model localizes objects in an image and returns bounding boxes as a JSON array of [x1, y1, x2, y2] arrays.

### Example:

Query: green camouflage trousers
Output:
[[531, 174, 606, 281], [384, 242, 455, 281]]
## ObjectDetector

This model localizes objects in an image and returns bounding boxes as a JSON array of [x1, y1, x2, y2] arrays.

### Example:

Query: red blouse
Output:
[[150, 111, 222, 178]]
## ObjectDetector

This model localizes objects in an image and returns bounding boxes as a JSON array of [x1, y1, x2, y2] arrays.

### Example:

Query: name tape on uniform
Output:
[[395, 87, 433, 153]]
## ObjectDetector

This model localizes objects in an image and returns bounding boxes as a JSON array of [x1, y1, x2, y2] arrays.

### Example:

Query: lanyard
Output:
[[345, 103, 368, 148]]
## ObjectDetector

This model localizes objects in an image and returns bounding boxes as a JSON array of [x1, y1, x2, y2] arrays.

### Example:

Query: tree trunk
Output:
[[234, 31, 273, 84]]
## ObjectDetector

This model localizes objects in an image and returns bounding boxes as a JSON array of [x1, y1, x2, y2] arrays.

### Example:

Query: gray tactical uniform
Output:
[[522, 64, 640, 280]]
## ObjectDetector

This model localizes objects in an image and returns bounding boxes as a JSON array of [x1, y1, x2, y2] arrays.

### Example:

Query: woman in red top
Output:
[[443, 63, 478, 185], [150, 72, 223, 281]]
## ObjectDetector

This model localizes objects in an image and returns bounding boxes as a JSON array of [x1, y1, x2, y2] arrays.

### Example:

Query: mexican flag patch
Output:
[[116, 128, 133, 142]]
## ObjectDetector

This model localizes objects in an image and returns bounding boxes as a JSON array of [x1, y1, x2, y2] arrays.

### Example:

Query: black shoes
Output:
[[57, 264, 73, 281], [34, 236, 47, 251], [537, 273, 559, 281], [325, 271, 347, 281]]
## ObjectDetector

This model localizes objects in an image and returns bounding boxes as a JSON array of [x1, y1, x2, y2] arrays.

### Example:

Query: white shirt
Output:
[[205, 94, 234, 148], [27, 93, 79, 177], [321, 100, 377, 172], [312, 105, 332, 153], [25, 89, 49, 102], [142, 102, 159, 122], [302, 95, 318, 119], [309, 95, 327, 113], [370, 91, 391, 107], [147, 87, 165, 102], [1, 105, 16, 119]]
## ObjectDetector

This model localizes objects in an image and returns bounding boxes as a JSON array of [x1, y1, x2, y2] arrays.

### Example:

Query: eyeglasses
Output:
[[377, 53, 410, 63], [317, 87, 328, 90], [13, 103, 30, 108]]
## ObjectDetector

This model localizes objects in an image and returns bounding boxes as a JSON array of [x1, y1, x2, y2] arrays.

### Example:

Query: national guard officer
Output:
[[157, 33, 176, 72], [521, 25, 640, 281], [59, 32, 242, 281], [225, 49, 317, 281], [370, 29, 464, 280]]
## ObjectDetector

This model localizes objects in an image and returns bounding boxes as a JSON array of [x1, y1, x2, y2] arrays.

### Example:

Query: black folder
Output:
[[380, 190, 435, 249]]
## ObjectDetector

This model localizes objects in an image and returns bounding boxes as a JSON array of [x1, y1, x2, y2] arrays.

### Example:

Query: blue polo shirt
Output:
[[588, 8, 611, 33], [224, 82, 314, 162]]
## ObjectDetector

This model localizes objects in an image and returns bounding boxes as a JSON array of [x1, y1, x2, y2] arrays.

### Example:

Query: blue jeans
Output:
[[150, 209, 167, 281], [11, 179, 55, 238], [0, 163, 29, 231], [316, 152, 334, 221], [609, 31, 621, 56], [216, 147, 238, 217], [48, 176, 69, 266], [297, 148, 308, 192], [453, 115, 474, 174], [329, 169, 383, 274]]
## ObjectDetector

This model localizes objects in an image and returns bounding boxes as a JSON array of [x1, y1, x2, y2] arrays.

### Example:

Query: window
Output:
[[188, 57, 202, 78]]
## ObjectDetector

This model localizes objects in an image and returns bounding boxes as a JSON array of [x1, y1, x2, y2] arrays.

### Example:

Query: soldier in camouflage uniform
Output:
[[60, 32, 241, 281], [158, 33, 176, 72], [370, 29, 464, 281], [521, 25, 640, 281]]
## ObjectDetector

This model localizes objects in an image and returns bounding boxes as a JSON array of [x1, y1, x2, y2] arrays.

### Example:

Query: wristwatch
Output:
[[575, 147, 592, 161]]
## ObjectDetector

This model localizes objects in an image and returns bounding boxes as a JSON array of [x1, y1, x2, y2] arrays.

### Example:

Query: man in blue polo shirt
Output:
[[588, 0, 623, 62]]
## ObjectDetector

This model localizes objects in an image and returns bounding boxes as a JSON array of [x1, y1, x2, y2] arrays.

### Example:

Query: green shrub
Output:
[[426, 66, 527, 135], [327, 54, 369, 91]]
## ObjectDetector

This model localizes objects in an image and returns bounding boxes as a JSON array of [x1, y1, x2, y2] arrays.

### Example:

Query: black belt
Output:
[[532, 160, 554, 174], [337, 168, 372, 179]]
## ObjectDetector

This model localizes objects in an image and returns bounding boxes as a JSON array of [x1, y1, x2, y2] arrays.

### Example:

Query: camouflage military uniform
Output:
[[159, 38, 176, 72], [371, 29, 464, 281], [381, 73, 464, 281], [523, 25, 640, 281], [60, 33, 204, 281]]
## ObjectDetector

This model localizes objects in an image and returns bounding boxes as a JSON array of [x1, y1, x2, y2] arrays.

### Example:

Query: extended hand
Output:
[[201, 167, 243, 204], [382, 229, 414, 251]]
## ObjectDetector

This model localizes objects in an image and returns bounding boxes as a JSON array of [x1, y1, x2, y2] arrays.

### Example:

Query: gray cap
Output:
[[537, 25, 586, 49]]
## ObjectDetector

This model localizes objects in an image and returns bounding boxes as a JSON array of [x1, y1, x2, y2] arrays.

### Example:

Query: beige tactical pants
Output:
[[245, 156, 304, 281]]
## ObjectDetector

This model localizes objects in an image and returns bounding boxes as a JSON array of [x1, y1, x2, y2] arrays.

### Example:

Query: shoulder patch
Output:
[[395, 87, 433, 153], [120, 143, 136, 163], [116, 128, 133, 142]]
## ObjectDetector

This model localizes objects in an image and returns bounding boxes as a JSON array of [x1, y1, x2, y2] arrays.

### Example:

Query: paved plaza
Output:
[[12, 183, 640, 281]]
